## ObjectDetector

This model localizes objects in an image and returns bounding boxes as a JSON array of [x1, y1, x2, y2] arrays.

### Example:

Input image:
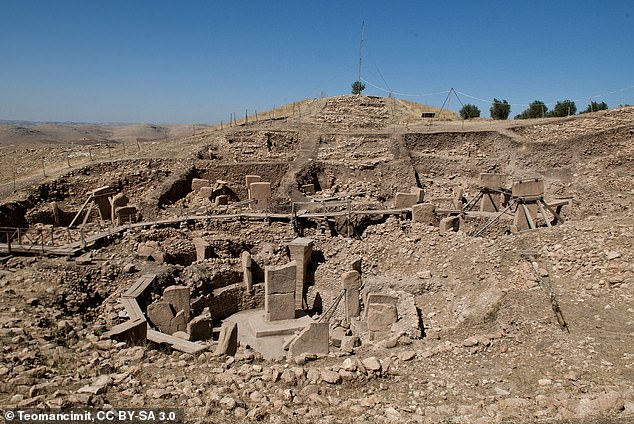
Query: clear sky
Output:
[[1, 0, 633, 123]]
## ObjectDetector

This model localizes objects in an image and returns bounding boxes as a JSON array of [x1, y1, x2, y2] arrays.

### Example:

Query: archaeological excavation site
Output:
[[0, 95, 633, 423]]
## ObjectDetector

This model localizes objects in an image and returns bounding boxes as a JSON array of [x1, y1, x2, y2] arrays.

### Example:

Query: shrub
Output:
[[490, 98, 511, 120], [459, 104, 481, 119]]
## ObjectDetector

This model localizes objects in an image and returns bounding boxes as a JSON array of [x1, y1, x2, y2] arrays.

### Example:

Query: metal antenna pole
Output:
[[357, 20, 364, 89]]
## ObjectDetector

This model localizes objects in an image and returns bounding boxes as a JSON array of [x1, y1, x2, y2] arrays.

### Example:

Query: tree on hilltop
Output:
[[581, 101, 608, 113], [459, 104, 481, 119], [550, 100, 577, 117], [351, 81, 365, 95], [490, 98, 511, 120], [515, 100, 548, 119]]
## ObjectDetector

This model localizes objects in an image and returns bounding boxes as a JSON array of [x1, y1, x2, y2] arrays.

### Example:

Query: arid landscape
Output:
[[1, 95, 633, 423]]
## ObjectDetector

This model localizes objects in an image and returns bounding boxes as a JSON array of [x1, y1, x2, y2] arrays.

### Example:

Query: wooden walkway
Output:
[[0, 208, 412, 256]]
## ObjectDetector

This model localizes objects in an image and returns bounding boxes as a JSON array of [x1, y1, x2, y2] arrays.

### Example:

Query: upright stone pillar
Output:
[[249, 182, 271, 211], [480, 173, 506, 212], [192, 238, 212, 262], [91, 186, 113, 220], [110, 193, 129, 224], [287, 237, 313, 310], [241, 251, 253, 291], [264, 262, 297, 321], [245, 175, 261, 199], [342, 270, 361, 319], [410, 186, 425, 203], [512, 179, 544, 231], [163, 286, 191, 323]]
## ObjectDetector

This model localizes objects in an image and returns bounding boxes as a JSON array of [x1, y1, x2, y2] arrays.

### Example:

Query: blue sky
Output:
[[1, 0, 633, 123]]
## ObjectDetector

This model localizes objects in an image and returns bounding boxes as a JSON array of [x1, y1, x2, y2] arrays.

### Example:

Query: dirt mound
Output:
[[317, 95, 390, 129]]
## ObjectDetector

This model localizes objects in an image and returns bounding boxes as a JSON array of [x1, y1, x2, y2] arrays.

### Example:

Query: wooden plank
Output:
[[147, 329, 206, 354], [120, 297, 144, 321], [122, 274, 157, 299], [544, 199, 572, 208], [521, 204, 536, 229], [537, 201, 552, 228]]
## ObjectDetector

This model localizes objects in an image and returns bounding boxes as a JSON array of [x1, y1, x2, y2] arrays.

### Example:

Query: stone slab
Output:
[[170, 310, 187, 334], [480, 173, 506, 188], [245, 175, 262, 190], [440, 216, 460, 234], [192, 238, 212, 262], [514, 204, 539, 231], [146, 329, 205, 354], [367, 303, 398, 332], [350, 258, 362, 274], [215, 321, 238, 356], [115, 206, 137, 225], [288, 238, 313, 310], [191, 178, 211, 191], [264, 262, 297, 295], [265, 293, 296, 321], [103, 317, 147, 344], [147, 302, 175, 333], [241, 251, 253, 291], [366, 293, 398, 306], [163, 285, 191, 323], [411, 203, 436, 224], [249, 182, 271, 211], [92, 186, 113, 220], [199, 186, 213, 199], [188, 316, 212, 341], [512, 179, 544, 197], [341, 270, 361, 290], [481, 192, 502, 212], [288, 237, 313, 248], [288, 322, 329, 357], [410, 187, 425, 203], [248, 311, 314, 338], [394, 192, 419, 209]]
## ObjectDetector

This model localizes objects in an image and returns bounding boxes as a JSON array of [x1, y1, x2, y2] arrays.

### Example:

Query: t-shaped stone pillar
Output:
[[91, 186, 113, 220], [287, 237, 313, 310], [342, 270, 361, 320], [264, 262, 297, 321]]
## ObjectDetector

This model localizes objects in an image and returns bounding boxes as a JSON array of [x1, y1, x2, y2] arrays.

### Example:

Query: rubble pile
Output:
[[513, 106, 634, 142], [317, 95, 389, 129]]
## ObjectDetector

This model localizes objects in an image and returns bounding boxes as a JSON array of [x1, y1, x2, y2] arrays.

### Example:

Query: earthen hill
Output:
[[0, 95, 633, 422]]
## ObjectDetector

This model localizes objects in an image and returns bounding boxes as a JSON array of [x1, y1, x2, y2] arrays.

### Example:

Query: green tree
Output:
[[550, 100, 577, 117], [581, 101, 608, 113], [490, 98, 511, 120], [351, 81, 365, 95], [459, 104, 481, 119], [515, 100, 548, 119]]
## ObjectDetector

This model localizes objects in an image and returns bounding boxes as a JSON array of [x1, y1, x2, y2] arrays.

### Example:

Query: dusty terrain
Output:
[[0, 95, 633, 423]]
